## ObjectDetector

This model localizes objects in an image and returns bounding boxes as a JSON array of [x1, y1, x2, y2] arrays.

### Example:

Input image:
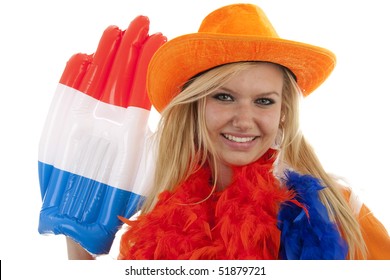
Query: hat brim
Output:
[[147, 33, 336, 112]]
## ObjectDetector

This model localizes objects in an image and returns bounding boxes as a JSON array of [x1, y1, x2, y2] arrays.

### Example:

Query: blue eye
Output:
[[255, 98, 274, 106], [212, 93, 234, 101]]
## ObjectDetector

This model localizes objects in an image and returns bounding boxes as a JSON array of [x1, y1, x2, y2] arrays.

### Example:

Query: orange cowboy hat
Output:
[[147, 3, 336, 112]]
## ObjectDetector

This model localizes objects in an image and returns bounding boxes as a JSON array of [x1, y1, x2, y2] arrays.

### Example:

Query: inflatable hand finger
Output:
[[38, 16, 166, 255]]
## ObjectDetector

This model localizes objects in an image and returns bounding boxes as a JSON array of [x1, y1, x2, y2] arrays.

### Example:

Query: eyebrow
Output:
[[217, 86, 281, 97]]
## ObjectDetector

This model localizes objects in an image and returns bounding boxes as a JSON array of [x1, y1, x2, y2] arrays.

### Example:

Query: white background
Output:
[[1, 0, 389, 274]]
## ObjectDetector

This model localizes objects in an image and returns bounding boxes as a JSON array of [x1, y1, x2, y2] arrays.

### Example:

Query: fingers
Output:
[[100, 15, 151, 107], [78, 26, 123, 98], [58, 16, 165, 109], [128, 32, 167, 109], [59, 53, 93, 89]]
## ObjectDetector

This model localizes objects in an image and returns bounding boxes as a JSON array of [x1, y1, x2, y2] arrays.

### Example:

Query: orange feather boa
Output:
[[118, 150, 298, 259]]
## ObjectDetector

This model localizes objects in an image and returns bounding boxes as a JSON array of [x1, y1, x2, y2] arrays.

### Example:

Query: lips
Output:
[[222, 133, 257, 143]]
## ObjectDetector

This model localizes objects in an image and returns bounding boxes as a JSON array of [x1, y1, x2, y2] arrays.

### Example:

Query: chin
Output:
[[225, 157, 257, 167]]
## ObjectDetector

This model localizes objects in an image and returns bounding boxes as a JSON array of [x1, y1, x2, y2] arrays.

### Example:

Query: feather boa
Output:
[[278, 171, 348, 259], [119, 150, 348, 260]]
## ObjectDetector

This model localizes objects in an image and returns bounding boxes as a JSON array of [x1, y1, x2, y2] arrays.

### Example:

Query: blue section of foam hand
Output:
[[38, 161, 145, 254]]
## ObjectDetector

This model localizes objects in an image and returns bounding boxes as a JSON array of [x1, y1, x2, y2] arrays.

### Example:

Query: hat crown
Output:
[[198, 4, 278, 38]]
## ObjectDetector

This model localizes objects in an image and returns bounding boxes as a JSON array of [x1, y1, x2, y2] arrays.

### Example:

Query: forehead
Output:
[[221, 63, 284, 93]]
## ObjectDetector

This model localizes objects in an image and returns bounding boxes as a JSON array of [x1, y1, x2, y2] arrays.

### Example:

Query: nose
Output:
[[232, 104, 255, 131]]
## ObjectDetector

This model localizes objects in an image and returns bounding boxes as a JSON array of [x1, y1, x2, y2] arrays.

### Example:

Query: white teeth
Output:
[[223, 134, 256, 143]]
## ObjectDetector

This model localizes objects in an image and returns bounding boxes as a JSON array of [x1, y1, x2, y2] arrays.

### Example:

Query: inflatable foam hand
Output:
[[38, 16, 166, 255]]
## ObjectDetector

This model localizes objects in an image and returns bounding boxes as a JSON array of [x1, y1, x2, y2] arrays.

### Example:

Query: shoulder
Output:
[[334, 181, 363, 216], [333, 180, 390, 259]]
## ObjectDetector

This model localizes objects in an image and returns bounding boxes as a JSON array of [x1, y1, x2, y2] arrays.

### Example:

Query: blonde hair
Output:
[[142, 61, 366, 259]]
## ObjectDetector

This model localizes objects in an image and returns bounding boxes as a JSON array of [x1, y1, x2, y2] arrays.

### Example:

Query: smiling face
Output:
[[205, 63, 284, 182]]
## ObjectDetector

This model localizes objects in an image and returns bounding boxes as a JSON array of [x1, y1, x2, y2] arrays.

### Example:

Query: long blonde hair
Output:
[[142, 61, 366, 259]]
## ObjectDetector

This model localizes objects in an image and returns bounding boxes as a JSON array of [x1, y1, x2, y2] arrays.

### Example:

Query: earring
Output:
[[271, 128, 286, 179], [271, 128, 284, 150]]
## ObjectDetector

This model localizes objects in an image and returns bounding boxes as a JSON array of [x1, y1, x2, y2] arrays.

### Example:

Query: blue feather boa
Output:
[[278, 170, 348, 259]]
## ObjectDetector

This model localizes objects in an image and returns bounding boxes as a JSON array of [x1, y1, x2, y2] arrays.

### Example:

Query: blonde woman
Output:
[[66, 3, 389, 259], [118, 4, 389, 260]]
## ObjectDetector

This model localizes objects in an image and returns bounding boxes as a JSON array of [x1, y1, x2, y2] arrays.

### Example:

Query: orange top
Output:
[[344, 189, 390, 259]]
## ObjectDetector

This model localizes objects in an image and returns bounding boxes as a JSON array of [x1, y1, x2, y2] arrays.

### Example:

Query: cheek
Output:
[[205, 103, 228, 133], [205, 107, 215, 130], [257, 110, 281, 136]]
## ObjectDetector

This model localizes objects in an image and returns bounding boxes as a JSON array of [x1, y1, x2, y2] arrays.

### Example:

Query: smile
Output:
[[222, 134, 257, 143]]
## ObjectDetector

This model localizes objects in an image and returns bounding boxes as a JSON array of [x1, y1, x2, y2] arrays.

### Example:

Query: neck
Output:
[[212, 149, 279, 191], [214, 164, 233, 191]]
